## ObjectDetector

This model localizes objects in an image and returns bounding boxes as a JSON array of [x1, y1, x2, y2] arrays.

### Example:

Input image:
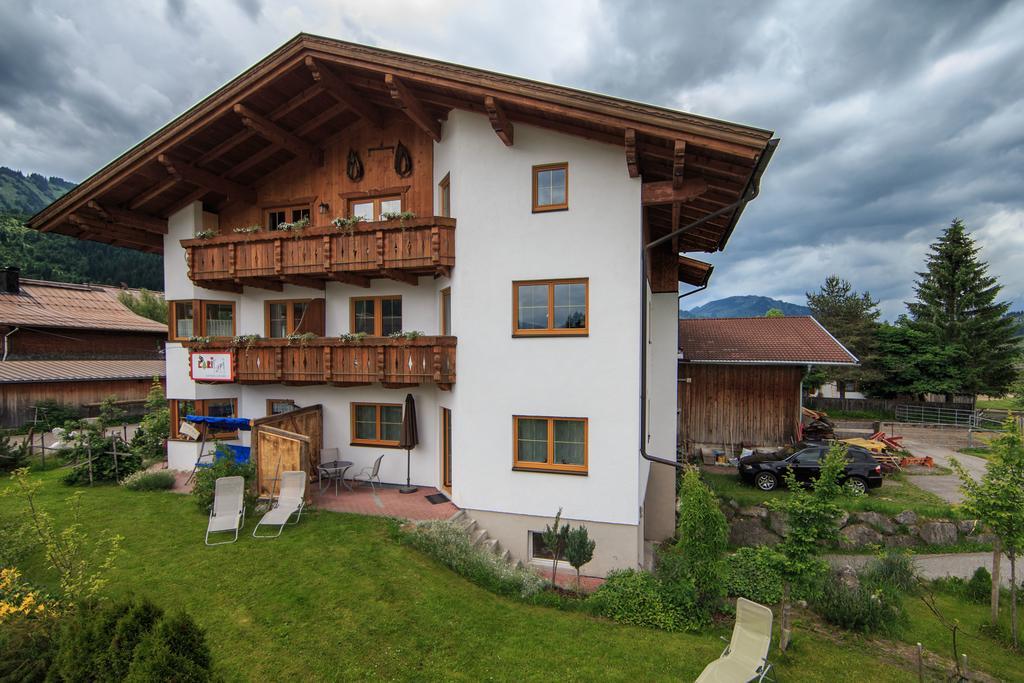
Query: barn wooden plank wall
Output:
[[678, 364, 802, 452], [0, 378, 160, 428]]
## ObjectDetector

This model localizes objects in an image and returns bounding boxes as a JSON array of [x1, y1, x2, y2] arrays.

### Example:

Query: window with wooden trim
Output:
[[351, 403, 403, 447], [532, 162, 568, 212], [440, 287, 451, 336], [265, 300, 310, 338], [350, 296, 402, 336], [513, 416, 587, 473], [168, 300, 235, 340], [512, 279, 588, 336], [347, 195, 402, 222], [266, 205, 311, 230], [438, 173, 451, 218], [170, 398, 238, 440], [267, 399, 296, 416]]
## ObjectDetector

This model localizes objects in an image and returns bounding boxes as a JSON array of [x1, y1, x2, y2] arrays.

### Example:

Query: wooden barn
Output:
[[0, 268, 166, 427], [678, 316, 857, 456]]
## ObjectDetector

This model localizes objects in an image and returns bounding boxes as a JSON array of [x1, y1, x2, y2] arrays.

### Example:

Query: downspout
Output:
[[640, 139, 779, 469], [2, 327, 18, 361]]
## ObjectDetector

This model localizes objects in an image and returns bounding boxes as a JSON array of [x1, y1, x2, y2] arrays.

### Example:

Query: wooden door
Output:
[[441, 407, 452, 491], [254, 425, 311, 501]]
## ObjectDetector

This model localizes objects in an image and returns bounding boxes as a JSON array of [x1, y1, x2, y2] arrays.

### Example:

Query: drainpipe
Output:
[[640, 139, 779, 469], [2, 327, 18, 361]]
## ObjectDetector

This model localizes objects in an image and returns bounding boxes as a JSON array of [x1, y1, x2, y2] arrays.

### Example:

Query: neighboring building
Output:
[[678, 316, 857, 454], [27, 34, 777, 575], [0, 268, 166, 426]]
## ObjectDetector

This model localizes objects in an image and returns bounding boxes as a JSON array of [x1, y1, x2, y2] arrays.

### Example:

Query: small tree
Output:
[[768, 441, 848, 651], [541, 508, 569, 585], [676, 468, 728, 613], [564, 525, 596, 593], [951, 415, 1024, 646], [98, 395, 127, 427], [765, 308, 784, 318], [117, 288, 168, 324]]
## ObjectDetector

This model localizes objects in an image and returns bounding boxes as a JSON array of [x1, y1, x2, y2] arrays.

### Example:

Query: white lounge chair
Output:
[[695, 598, 775, 683], [252, 471, 306, 538], [205, 476, 245, 546]]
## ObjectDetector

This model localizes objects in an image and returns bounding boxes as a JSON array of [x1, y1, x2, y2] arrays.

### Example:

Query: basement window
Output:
[[529, 531, 557, 560]]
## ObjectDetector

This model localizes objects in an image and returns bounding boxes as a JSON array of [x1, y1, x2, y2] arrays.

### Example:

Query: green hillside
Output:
[[0, 167, 163, 290]]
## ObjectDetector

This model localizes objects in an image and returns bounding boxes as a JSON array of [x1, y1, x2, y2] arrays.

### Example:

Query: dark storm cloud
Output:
[[0, 0, 1020, 316]]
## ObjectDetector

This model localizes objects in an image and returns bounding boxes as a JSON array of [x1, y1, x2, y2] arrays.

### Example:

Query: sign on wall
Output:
[[178, 422, 201, 440], [190, 351, 234, 382]]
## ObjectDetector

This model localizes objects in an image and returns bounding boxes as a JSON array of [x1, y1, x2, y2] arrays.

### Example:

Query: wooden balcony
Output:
[[180, 217, 455, 291], [187, 336, 456, 389]]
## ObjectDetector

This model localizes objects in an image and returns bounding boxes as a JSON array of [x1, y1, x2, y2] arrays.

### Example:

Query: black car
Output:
[[737, 443, 883, 494]]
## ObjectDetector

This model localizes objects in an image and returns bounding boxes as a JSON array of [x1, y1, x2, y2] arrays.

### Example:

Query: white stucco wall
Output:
[[434, 110, 643, 526]]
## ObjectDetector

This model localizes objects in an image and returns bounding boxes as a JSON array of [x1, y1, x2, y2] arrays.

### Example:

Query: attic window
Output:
[[532, 163, 568, 212]]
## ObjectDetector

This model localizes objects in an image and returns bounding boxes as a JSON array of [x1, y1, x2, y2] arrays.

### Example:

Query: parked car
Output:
[[737, 443, 882, 494]]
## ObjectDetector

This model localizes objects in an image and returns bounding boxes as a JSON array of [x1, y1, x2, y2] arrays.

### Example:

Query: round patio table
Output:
[[317, 460, 354, 495]]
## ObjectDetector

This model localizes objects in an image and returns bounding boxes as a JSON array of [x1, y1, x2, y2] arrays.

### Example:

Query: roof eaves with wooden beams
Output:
[[26, 33, 776, 254], [678, 255, 713, 287]]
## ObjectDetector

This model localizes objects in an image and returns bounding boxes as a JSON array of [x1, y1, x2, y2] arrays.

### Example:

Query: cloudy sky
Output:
[[2, 0, 1022, 317]]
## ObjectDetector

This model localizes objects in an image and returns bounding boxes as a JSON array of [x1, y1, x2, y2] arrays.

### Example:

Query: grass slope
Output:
[[1, 471, 921, 682]]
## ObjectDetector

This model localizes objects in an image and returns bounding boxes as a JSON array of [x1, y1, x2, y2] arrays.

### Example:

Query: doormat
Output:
[[425, 493, 449, 505]]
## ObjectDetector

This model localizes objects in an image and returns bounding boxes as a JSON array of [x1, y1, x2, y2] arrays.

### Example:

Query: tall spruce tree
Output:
[[806, 275, 880, 397], [907, 219, 1019, 397]]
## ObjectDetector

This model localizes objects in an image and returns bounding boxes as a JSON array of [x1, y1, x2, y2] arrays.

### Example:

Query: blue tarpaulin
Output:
[[196, 444, 251, 468], [184, 415, 252, 431]]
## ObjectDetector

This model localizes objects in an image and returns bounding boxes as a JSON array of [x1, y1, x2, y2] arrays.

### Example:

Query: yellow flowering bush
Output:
[[0, 567, 50, 622]]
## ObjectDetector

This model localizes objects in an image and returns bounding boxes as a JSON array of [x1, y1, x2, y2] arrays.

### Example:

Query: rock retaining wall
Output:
[[722, 500, 992, 550]]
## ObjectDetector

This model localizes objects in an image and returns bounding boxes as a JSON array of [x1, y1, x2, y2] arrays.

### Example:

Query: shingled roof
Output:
[[678, 316, 858, 365], [0, 359, 166, 384], [0, 279, 167, 333]]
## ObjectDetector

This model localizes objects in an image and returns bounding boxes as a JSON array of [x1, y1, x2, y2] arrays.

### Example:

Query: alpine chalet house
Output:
[[28, 35, 777, 575]]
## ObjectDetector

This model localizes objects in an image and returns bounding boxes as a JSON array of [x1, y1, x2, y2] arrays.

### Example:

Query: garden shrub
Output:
[[0, 567, 60, 682], [964, 566, 992, 604], [30, 399, 80, 431], [102, 597, 164, 680], [0, 433, 29, 472], [126, 611, 213, 682], [121, 469, 176, 492], [861, 550, 919, 594], [588, 569, 682, 631], [98, 395, 127, 427], [811, 569, 906, 634], [61, 434, 142, 485], [402, 520, 545, 598], [653, 548, 703, 629], [51, 599, 133, 681], [129, 378, 169, 464], [675, 469, 728, 612], [725, 547, 785, 605], [192, 449, 257, 512]]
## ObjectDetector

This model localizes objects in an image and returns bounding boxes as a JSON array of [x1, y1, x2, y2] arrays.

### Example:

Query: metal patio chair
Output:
[[352, 453, 386, 493]]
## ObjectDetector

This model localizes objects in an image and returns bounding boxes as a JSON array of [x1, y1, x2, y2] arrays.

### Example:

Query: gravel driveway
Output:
[[901, 438, 987, 504]]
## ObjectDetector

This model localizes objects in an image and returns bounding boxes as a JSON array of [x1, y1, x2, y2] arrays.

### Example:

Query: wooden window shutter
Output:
[[295, 298, 325, 335]]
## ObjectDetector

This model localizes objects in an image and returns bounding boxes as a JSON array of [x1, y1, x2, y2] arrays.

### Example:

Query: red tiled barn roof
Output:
[[678, 316, 858, 365]]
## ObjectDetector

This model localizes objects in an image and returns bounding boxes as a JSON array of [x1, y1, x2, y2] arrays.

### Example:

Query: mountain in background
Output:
[[0, 167, 163, 290], [680, 295, 812, 319]]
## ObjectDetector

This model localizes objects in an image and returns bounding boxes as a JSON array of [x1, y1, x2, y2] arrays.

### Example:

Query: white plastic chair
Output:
[[252, 471, 306, 538], [205, 476, 245, 546], [695, 597, 775, 682], [352, 453, 386, 493]]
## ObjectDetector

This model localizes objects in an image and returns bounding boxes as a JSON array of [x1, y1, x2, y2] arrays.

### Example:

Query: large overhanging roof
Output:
[[27, 33, 776, 254]]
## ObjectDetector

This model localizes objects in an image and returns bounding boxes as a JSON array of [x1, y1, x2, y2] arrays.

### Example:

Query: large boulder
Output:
[[918, 521, 958, 546], [883, 534, 917, 548], [768, 510, 789, 537], [836, 511, 850, 528], [854, 511, 896, 534], [895, 510, 918, 526], [739, 505, 769, 519], [729, 518, 781, 547], [839, 523, 883, 549], [957, 520, 979, 536], [835, 564, 860, 590]]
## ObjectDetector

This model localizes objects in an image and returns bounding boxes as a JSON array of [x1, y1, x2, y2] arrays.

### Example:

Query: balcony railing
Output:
[[186, 336, 456, 389], [180, 217, 456, 290]]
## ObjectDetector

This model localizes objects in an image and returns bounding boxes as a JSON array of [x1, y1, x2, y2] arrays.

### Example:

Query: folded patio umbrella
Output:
[[399, 393, 418, 494]]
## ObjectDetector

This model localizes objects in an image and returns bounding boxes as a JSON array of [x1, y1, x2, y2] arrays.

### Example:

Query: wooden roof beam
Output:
[[87, 201, 168, 234], [484, 95, 513, 146], [304, 56, 384, 129], [672, 140, 686, 189], [625, 129, 639, 178], [384, 73, 441, 142], [233, 103, 322, 166], [641, 178, 708, 206], [326, 272, 371, 288], [68, 215, 162, 249], [158, 154, 256, 204], [128, 177, 179, 211]]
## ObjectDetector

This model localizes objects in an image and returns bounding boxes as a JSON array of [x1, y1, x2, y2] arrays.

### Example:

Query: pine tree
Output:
[[908, 219, 1019, 397], [806, 275, 881, 397]]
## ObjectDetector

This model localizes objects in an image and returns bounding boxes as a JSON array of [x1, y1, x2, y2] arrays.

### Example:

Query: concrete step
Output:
[[471, 528, 489, 546], [482, 537, 502, 555], [449, 509, 468, 525]]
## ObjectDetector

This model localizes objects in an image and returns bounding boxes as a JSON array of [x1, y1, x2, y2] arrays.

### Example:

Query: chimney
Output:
[[2, 267, 20, 294]]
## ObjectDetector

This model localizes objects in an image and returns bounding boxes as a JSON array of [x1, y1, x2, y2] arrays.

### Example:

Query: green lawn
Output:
[[976, 398, 1016, 410], [704, 470, 959, 519], [822, 408, 893, 421], [0, 471, 934, 682]]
